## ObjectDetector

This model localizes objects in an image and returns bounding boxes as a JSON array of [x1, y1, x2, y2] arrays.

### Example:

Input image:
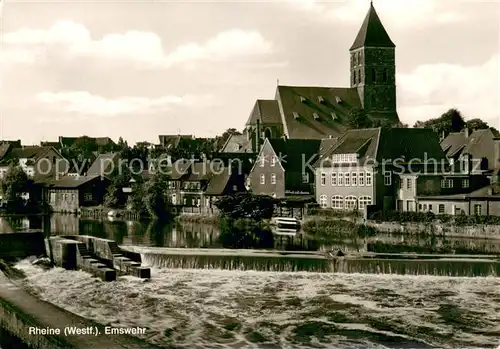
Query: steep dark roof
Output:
[[376, 128, 447, 163], [441, 129, 497, 170], [0, 143, 12, 160], [221, 133, 252, 153], [169, 159, 192, 180], [158, 135, 193, 148], [204, 167, 231, 195], [350, 3, 395, 50], [441, 132, 467, 157], [268, 139, 321, 172], [185, 160, 224, 181], [316, 128, 446, 167], [245, 99, 282, 126], [86, 153, 120, 176], [45, 175, 107, 188], [11, 147, 49, 160], [276, 85, 361, 139]]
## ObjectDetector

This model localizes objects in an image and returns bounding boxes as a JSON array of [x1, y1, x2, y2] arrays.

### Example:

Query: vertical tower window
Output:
[[383, 68, 388, 83], [353, 70, 357, 85], [354, 53, 358, 66], [372, 68, 377, 83], [357, 69, 361, 84]]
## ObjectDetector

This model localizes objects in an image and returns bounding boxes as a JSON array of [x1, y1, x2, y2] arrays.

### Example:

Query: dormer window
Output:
[[318, 96, 325, 104], [299, 96, 306, 103], [313, 113, 320, 120], [293, 112, 300, 120], [335, 96, 342, 104]]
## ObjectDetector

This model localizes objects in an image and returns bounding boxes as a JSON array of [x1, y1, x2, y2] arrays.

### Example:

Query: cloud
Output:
[[1, 20, 274, 68], [35, 91, 216, 116], [397, 54, 500, 128], [286, 0, 465, 27]]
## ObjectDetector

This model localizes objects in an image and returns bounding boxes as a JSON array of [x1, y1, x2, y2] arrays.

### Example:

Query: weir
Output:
[[128, 247, 500, 277], [46, 235, 151, 281]]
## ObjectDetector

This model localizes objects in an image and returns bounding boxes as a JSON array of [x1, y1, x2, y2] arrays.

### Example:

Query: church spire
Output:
[[350, 2, 395, 51]]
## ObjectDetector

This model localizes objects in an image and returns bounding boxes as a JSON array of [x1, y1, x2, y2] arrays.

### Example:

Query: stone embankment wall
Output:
[[367, 221, 500, 239], [0, 232, 45, 261]]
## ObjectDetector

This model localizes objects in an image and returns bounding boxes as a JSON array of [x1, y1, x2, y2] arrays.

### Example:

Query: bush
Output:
[[302, 218, 378, 239], [215, 193, 278, 221], [368, 210, 500, 226], [307, 208, 362, 219], [218, 217, 274, 249]]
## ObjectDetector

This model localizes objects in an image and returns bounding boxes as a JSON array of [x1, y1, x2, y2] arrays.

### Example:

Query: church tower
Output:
[[350, 2, 399, 122]]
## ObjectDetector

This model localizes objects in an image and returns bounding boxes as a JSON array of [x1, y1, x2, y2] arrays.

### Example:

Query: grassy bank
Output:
[[175, 214, 221, 226], [302, 217, 378, 240]]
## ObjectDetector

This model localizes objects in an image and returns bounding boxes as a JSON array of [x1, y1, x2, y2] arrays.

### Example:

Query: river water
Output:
[[3, 214, 500, 348]]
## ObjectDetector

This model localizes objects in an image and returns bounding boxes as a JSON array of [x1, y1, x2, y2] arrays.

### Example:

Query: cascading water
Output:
[[139, 250, 500, 277]]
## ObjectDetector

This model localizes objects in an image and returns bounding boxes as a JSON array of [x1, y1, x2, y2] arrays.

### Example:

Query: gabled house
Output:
[[42, 175, 111, 213], [86, 152, 121, 177], [248, 138, 321, 199], [0, 146, 66, 180], [58, 136, 118, 152], [314, 128, 449, 212], [441, 128, 499, 176]]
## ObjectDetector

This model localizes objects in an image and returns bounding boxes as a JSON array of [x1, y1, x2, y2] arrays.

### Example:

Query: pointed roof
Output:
[[350, 3, 395, 50]]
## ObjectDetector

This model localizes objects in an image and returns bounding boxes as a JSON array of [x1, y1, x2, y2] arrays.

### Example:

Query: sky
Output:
[[1, 0, 499, 145]]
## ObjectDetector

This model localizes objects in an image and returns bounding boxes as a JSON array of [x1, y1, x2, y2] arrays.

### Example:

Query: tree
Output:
[[0, 165, 30, 207], [346, 107, 370, 129], [215, 193, 278, 221], [215, 128, 242, 151], [413, 108, 465, 135], [142, 172, 170, 219]]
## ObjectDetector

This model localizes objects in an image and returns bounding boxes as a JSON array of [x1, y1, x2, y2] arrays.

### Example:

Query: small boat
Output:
[[270, 217, 301, 231]]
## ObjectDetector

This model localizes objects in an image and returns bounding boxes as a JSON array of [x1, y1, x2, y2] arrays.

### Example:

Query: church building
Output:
[[222, 2, 400, 153]]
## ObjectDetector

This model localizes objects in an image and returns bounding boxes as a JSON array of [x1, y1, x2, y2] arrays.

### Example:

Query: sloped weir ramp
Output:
[[0, 272, 160, 349]]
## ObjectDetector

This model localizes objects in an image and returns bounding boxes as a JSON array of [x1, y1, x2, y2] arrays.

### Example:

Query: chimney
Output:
[[464, 127, 470, 138], [495, 138, 500, 170]]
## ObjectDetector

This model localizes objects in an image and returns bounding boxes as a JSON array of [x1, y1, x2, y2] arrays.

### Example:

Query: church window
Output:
[[353, 70, 357, 85], [353, 53, 358, 66], [372, 68, 377, 83], [383, 68, 388, 83], [357, 69, 361, 84], [357, 51, 362, 65]]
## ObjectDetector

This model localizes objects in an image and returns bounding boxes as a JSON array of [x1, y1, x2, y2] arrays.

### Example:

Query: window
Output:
[[320, 172, 326, 186], [462, 179, 469, 188], [384, 171, 392, 186], [302, 173, 309, 183], [383, 68, 388, 83], [183, 198, 187, 205], [319, 195, 328, 208], [441, 179, 453, 188], [259, 155, 265, 167], [84, 193, 92, 201], [423, 204, 428, 210], [345, 196, 357, 210], [352, 172, 357, 186], [353, 70, 357, 85], [357, 69, 361, 84], [338, 173, 344, 186], [366, 172, 372, 186], [439, 204, 445, 214], [358, 172, 364, 186], [429, 204, 433, 211], [406, 178, 412, 189], [71, 193, 75, 201], [271, 173, 276, 184], [358, 196, 372, 210], [260, 174, 265, 184], [331, 195, 343, 209], [345, 173, 350, 186], [418, 204, 422, 210], [270, 156, 276, 167], [474, 204, 482, 216], [331, 173, 337, 186], [372, 68, 377, 83], [172, 194, 177, 205]]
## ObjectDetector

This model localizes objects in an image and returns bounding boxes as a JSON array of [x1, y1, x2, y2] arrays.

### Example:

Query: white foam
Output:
[[14, 260, 500, 349]]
